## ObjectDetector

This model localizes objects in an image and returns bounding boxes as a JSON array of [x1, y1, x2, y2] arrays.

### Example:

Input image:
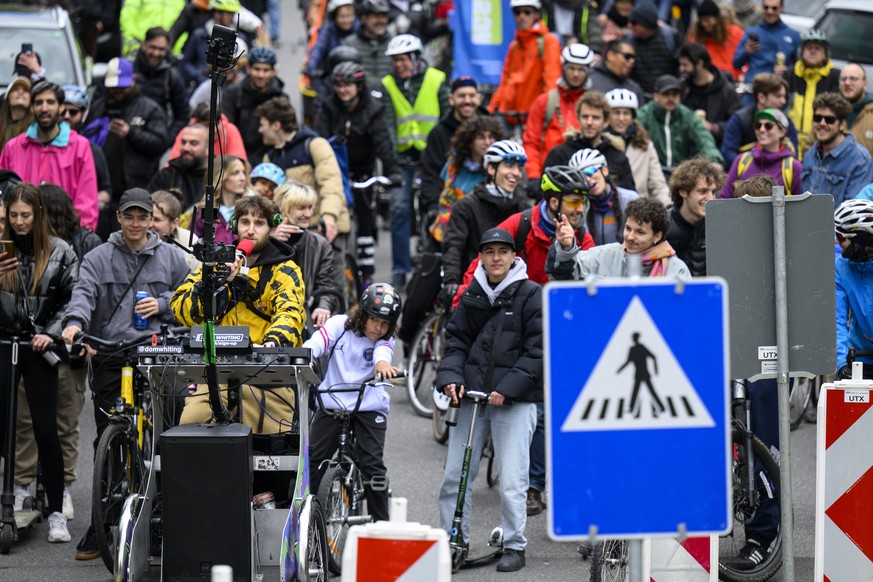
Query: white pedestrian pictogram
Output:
[[561, 296, 716, 431]]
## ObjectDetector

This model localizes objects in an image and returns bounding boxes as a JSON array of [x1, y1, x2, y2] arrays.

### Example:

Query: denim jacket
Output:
[[801, 133, 873, 207]]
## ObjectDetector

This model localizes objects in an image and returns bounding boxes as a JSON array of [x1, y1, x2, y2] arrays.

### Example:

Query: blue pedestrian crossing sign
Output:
[[544, 278, 731, 540]]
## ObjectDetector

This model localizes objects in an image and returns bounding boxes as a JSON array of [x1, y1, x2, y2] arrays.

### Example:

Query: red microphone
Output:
[[236, 238, 254, 260]]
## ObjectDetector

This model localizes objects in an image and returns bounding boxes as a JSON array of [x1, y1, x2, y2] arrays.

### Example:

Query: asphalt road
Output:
[[0, 2, 821, 581]]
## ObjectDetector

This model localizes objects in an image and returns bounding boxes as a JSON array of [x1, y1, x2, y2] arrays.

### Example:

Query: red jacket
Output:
[[488, 21, 562, 121], [522, 81, 585, 178], [454, 202, 595, 307]]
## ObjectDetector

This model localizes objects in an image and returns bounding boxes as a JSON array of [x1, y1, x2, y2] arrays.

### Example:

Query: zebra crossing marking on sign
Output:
[[562, 296, 715, 431]]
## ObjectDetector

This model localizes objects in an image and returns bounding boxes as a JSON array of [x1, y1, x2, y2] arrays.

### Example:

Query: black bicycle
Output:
[[313, 371, 406, 575], [75, 326, 189, 575]]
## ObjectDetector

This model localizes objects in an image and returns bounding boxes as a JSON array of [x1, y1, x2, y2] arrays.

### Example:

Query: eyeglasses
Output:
[[501, 154, 527, 166], [562, 197, 588, 209], [840, 76, 864, 83], [581, 165, 603, 177], [754, 121, 775, 131], [512, 7, 535, 16], [813, 114, 838, 125], [120, 214, 151, 225], [621, 52, 636, 61]]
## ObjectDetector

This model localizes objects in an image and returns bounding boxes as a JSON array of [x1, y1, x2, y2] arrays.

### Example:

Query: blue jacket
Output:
[[733, 20, 800, 84], [307, 21, 358, 77], [835, 256, 873, 371], [800, 134, 873, 207]]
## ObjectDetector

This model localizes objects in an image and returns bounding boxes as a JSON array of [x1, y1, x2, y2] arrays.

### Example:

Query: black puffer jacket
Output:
[[680, 67, 742, 145], [437, 272, 543, 402], [0, 235, 78, 339], [630, 28, 684, 96], [543, 132, 637, 191], [133, 50, 191, 145], [283, 230, 340, 314], [221, 76, 288, 166], [315, 89, 400, 180], [441, 183, 529, 284], [667, 205, 706, 277], [148, 158, 207, 210]]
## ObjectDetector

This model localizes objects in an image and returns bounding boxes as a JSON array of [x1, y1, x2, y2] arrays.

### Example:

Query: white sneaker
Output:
[[13, 484, 29, 511], [62, 487, 74, 520], [48, 511, 71, 543]]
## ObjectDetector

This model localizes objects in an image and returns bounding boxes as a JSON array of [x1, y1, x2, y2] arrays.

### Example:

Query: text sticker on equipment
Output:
[[845, 390, 870, 403]]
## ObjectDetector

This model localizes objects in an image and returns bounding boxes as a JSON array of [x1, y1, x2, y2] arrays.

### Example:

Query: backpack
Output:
[[513, 207, 534, 261], [540, 89, 564, 145], [735, 151, 794, 194], [327, 136, 354, 208]]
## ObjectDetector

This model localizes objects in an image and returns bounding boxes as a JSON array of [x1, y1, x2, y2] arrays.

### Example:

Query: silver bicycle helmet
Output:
[[835, 199, 873, 238], [605, 88, 639, 111], [569, 148, 607, 171], [562, 43, 595, 66], [385, 34, 423, 57], [482, 140, 528, 168]]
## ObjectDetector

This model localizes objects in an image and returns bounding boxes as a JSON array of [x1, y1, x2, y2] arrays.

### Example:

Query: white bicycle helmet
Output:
[[569, 148, 607, 171], [385, 34, 423, 57], [605, 88, 639, 111], [483, 140, 528, 168], [834, 199, 873, 238], [327, 0, 354, 13], [510, 0, 542, 8], [562, 43, 594, 66]]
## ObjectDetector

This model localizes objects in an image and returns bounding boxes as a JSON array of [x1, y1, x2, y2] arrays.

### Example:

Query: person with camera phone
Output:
[[0, 183, 79, 543]]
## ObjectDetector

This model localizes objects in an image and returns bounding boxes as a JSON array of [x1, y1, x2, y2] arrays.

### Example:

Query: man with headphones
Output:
[[171, 195, 307, 432]]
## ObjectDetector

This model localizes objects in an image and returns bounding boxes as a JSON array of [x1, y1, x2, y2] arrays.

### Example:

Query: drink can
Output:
[[134, 291, 149, 330]]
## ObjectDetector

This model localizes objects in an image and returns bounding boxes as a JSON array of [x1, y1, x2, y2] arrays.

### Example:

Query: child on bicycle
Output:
[[303, 283, 402, 522]]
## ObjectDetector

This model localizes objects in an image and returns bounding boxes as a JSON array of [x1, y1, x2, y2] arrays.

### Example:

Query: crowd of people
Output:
[[1, 0, 873, 575]]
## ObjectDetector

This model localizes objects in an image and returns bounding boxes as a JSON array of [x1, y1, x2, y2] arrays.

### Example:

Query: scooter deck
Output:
[[463, 546, 502, 567], [14, 509, 41, 531]]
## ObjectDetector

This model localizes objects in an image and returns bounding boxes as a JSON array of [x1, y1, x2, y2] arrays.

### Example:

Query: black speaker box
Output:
[[161, 423, 253, 581]]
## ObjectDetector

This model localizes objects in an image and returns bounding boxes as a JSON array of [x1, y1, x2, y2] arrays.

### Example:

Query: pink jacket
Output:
[[0, 122, 98, 230]]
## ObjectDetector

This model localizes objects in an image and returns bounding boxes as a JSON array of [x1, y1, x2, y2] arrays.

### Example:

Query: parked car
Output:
[[781, 0, 825, 34], [0, 4, 89, 96], [813, 0, 873, 82]]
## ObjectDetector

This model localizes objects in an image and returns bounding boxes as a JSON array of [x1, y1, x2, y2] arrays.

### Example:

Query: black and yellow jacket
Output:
[[171, 239, 306, 347]]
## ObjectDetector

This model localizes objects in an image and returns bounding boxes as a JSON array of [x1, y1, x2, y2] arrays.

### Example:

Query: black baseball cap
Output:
[[478, 227, 516, 252], [118, 188, 153, 213]]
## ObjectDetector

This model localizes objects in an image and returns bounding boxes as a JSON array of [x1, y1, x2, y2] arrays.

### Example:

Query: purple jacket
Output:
[[719, 144, 802, 198], [0, 122, 98, 230]]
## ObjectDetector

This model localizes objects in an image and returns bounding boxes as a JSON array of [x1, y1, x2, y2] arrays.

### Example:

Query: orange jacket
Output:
[[522, 81, 585, 178], [488, 21, 562, 121], [689, 24, 744, 79]]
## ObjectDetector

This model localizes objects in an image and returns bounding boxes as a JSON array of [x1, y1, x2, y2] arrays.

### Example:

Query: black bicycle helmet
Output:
[[326, 45, 362, 74], [332, 61, 366, 86], [359, 0, 390, 14], [360, 283, 402, 323], [540, 165, 591, 198]]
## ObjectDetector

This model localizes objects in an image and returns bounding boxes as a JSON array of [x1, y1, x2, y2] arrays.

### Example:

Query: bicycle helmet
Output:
[[249, 46, 277, 65], [209, 0, 241, 12], [327, 0, 354, 14], [332, 61, 366, 86], [605, 88, 639, 111], [800, 28, 828, 47], [326, 45, 361, 73], [482, 140, 528, 168], [62, 84, 88, 109], [569, 148, 607, 171], [251, 162, 287, 187], [385, 34, 423, 57], [834, 199, 873, 239], [541, 165, 591, 198], [561, 43, 594, 67], [510, 0, 542, 8], [359, 0, 390, 14], [360, 283, 402, 323]]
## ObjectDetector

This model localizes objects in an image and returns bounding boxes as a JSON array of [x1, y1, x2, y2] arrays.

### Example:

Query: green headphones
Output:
[[230, 212, 284, 234]]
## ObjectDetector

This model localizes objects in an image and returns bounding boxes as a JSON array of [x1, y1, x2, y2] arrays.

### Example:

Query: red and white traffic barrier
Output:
[[649, 536, 717, 581]]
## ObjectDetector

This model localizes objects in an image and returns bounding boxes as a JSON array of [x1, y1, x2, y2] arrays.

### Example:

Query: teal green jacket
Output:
[[637, 101, 724, 169]]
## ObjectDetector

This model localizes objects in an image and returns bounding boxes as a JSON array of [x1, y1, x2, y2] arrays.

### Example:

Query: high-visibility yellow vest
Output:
[[382, 67, 445, 152]]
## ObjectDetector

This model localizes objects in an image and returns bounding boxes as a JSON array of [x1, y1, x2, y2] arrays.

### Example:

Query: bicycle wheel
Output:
[[789, 377, 813, 430], [718, 428, 782, 582], [305, 499, 330, 582], [93, 422, 145, 575], [407, 310, 443, 417], [432, 393, 450, 444], [317, 465, 360, 575], [589, 539, 629, 582]]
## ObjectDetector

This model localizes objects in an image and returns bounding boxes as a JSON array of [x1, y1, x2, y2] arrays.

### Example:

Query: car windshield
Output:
[[817, 9, 873, 64], [0, 28, 77, 88], [786, 0, 824, 17]]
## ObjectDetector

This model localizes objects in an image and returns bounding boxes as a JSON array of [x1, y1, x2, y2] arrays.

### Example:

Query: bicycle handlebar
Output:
[[73, 325, 190, 353], [352, 176, 391, 189], [315, 370, 409, 415]]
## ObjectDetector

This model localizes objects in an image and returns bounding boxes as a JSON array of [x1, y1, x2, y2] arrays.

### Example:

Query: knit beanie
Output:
[[629, 1, 658, 29], [697, 0, 720, 18]]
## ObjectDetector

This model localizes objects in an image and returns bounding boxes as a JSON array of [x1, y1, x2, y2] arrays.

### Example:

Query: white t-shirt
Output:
[[303, 314, 395, 414]]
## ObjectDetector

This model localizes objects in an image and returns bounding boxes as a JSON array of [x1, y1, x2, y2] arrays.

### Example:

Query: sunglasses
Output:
[[762, 5, 780, 11], [620, 52, 636, 61], [501, 154, 527, 166], [513, 7, 535, 16], [754, 121, 776, 131], [562, 197, 588, 209], [813, 114, 838, 125], [581, 165, 603, 177]]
